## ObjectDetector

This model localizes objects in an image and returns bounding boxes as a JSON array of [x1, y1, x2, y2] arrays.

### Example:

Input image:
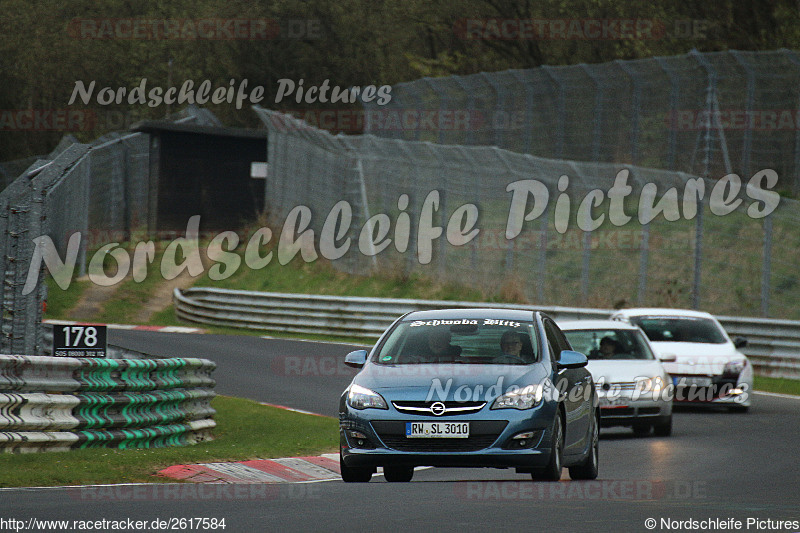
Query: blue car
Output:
[[339, 308, 599, 482]]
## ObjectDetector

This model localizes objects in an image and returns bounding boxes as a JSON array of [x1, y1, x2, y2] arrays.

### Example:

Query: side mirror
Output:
[[658, 353, 677, 363], [344, 349, 368, 369], [733, 337, 748, 349], [558, 350, 588, 369]]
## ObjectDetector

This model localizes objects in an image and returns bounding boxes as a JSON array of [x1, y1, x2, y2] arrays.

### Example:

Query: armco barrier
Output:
[[0, 354, 216, 452], [175, 287, 800, 380]]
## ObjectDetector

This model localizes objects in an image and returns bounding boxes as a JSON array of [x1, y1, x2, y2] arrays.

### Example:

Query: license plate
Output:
[[600, 397, 629, 408], [406, 422, 469, 438], [674, 376, 713, 387]]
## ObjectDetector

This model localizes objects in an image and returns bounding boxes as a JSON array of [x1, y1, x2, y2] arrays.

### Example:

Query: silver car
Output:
[[558, 320, 673, 437]]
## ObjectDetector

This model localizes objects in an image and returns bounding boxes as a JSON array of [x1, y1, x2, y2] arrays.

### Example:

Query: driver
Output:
[[499, 330, 523, 358], [427, 329, 461, 362], [597, 336, 620, 358]]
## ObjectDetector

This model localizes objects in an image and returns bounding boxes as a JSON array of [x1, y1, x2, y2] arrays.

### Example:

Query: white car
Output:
[[610, 308, 752, 411], [558, 320, 673, 437]]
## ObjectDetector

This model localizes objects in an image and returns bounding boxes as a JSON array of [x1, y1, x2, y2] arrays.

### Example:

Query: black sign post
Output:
[[53, 324, 107, 357]]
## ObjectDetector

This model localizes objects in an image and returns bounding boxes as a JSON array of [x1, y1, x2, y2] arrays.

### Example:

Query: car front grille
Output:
[[672, 375, 740, 402], [371, 420, 507, 452], [392, 401, 486, 416], [600, 406, 661, 418]]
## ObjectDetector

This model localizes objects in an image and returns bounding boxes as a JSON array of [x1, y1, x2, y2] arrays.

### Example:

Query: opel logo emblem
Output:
[[430, 402, 446, 416]]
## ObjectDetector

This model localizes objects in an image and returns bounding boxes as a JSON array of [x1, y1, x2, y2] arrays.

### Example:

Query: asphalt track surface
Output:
[[2, 330, 799, 532]]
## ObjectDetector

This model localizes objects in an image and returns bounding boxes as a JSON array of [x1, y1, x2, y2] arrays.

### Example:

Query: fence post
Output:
[[509, 70, 534, 155], [654, 57, 680, 170], [541, 66, 565, 159], [690, 49, 732, 177], [730, 51, 755, 179], [761, 213, 773, 317], [692, 196, 704, 310], [580, 64, 605, 163], [616, 60, 641, 166], [538, 198, 549, 303]]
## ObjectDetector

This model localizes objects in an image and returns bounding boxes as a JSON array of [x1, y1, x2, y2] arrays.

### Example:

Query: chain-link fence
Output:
[[0, 106, 216, 355], [362, 49, 800, 195], [255, 107, 800, 321]]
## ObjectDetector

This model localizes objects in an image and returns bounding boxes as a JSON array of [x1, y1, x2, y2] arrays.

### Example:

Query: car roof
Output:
[[557, 319, 641, 331], [401, 308, 536, 322], [611, 308, 716, 320]]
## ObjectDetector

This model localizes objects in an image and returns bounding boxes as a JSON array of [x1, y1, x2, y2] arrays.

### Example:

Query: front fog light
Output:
[[513, 431, 534, 446], [503, 430, 543, 449], [347, 430, 369, 447]]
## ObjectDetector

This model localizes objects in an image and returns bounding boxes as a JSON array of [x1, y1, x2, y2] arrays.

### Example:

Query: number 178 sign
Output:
[[53, 325, 107, 358]]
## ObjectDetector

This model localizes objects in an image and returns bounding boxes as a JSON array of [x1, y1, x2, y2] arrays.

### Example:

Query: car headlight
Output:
[[723, 359, 747, 376], [491, 384, 544, 410], [347, 384, 388, 410]]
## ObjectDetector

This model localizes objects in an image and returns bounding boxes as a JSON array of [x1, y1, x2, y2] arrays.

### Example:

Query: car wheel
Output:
[[632, 423, 651, 437], [569, 412, 599, 480], [340, 454, 372, 483], [532, 410, 563, 482], [653, 415, 672, 437], [383, 466, 414, 482]]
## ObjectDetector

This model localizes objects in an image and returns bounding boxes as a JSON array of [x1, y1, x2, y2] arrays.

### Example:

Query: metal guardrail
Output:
[[175, 287, 800, 380], [0, 354, 216, 452]]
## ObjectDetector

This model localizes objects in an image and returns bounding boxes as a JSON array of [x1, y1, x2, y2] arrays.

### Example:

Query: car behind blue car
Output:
[[339, 308, 599, 482]]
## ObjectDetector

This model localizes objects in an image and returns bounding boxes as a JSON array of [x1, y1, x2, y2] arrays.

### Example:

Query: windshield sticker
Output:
[[408, 318, 521, 328]]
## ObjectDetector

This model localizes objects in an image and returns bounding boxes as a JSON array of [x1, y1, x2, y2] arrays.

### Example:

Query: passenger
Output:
[[499, 330, 523, 358]]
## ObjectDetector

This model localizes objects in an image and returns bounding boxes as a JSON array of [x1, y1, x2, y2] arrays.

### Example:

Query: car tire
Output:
[[531, 410, 563, 482], [569, 412, 599, 480], [340, 455, 373, 483], [383, 466, 414, 482], [653, 415, 672, 437], [632, 423, 651, 437]]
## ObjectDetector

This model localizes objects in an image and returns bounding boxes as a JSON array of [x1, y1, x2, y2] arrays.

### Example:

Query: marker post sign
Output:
[[53, 324, 107, 357]]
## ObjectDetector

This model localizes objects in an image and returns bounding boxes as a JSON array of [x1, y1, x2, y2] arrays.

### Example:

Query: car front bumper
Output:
[[339, 404, 558, 469]]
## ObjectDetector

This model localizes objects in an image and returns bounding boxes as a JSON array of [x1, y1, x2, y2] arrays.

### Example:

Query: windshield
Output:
[[563, 329, 656, 360], [628, 317, 727, 344], [373, 319, 538, 365]]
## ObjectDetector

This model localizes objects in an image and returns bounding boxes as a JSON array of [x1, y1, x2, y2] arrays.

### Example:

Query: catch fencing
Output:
[[362, 49, 800, 195], [174, 287, 800, 381], [254, 107, 800, 321], [0, 107, 214, 356]]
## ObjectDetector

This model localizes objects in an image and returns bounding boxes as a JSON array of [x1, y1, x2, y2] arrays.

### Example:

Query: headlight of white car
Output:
[[723, 359, 747, 376], [635, 376, 666, 395], [347, 384, 388, 410], [491, 384, 544, 410]]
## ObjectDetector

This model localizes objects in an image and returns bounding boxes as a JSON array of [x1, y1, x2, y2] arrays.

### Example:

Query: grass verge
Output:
[[753, 375, 800, 396], [0, 396, 338, 488]]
